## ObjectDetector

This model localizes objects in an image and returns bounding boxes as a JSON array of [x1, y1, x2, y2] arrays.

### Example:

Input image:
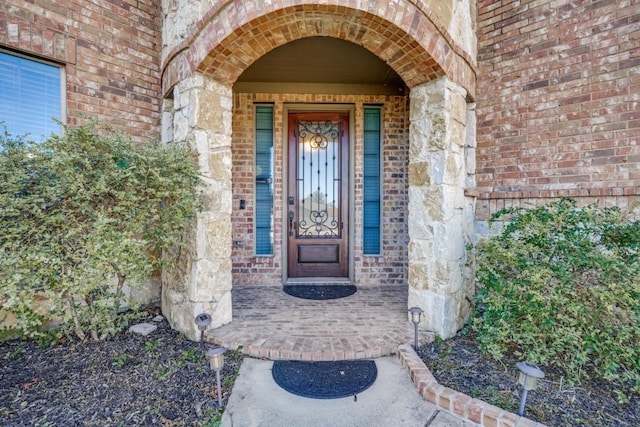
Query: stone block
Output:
[[199, 179, 232, 212], [409, 121, 433, 160], [446, 80, 469, 125], [447, 120, 466, 157], [465, 145, 476, 176], [208, 291, 233, 329], [425, 0, 454, 29], [428, 114, 448, 150], [207, 149, 232, 181], [191, 258, 232, 301], [454, 0, 477, 59], [129, 323, 157, 336], [408, 238, 434, 261], [465, 103, 477, 148], [161, 100, 174, 144], [408, 188, 432, 237], [433, 220, 467, 261], [162, 295, 232, 341], [409, 162, 431, 186], [128, 276, 162, 305], [444, 149, 465, 185], [201, 215, 232, 258], [408, 262, 432, 291], [177, 73, 207, 93], [408, 290, 464, 339], [427, 151, 446, 184], [423, 187, 445, 221], [196, 92, 226, 132], [410, 78, 446, 121], [172, 108, 189, 142]]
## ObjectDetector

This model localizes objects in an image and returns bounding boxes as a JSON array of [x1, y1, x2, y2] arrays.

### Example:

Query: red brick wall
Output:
[[231, 93, 409, 286], [476, 0, 640, 219], [0, 0, 162, 142]]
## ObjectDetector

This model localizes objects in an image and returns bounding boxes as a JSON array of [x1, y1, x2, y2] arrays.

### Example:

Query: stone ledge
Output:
[[396, 344, 547, 427], [475, 187, 640, 199]]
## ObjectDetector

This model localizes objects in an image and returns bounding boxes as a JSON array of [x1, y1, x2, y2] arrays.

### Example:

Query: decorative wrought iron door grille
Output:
[[295, 119, 342, 238]]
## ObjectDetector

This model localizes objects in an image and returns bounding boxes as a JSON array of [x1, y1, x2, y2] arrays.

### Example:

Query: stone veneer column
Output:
[[407, 77, 475, 339], [161, 74, 233, 340]]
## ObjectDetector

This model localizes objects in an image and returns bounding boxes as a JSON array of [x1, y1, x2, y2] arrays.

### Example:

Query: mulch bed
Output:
[[418, 331, 639, 427], [0, 309, 243, 426]]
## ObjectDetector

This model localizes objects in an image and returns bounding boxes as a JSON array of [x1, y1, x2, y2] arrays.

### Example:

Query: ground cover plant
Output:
[[419, 331, 639, 426], [419, 198, 639, 426], [0, 310, 242, 426], [472, 199, 639, 396], [0, 122, 200, 342]]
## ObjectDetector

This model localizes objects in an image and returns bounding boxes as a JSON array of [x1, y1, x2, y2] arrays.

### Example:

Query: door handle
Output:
[[288, 210, 295, 236]]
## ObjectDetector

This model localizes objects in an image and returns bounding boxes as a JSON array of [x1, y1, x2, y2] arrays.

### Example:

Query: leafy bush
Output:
[[0, 122, 200, 342], [473, 198, 639, 392]]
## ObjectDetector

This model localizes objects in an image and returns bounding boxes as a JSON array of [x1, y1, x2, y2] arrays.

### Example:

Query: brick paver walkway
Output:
[[205, 285, 416, 361]]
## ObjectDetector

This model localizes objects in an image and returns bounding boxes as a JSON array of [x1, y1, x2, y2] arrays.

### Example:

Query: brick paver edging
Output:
[[396, 344, 547, 427]]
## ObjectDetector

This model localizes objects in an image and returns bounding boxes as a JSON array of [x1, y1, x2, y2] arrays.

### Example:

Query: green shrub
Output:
[[0, 122, 200, 342], [473, 198, 639, 392]]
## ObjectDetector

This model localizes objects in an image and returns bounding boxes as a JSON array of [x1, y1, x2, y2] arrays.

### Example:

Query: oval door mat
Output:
[[283, 284, 357, 300], [272, 360, 377, 399]]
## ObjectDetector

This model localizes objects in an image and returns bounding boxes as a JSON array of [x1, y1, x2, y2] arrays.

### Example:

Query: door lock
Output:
[[288, 210, 295, 236]]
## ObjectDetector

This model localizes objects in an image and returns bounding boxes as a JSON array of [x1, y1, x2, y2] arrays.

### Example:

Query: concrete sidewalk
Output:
[[221, 356, 475, 427]]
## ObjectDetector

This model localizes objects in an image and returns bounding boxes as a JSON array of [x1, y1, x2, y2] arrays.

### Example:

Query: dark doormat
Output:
[[272, 360, 377, 399], [283, 284, 357, 300]]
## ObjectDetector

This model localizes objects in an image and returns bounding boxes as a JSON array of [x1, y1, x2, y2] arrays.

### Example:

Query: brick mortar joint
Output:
[[395, 344, 546, 427]]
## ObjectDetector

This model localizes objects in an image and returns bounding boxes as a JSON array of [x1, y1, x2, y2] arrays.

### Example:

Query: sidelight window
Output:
[[363, 107, 382, 255], [255, 105, 274, 255]]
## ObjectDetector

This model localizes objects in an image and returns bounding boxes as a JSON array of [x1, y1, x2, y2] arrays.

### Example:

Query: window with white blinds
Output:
[[0, 51, 63, 141]]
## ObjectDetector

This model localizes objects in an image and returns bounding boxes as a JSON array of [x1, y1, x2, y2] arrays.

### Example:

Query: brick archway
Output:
[[161, 2, 476, 98], [160, 1, 477, 341]]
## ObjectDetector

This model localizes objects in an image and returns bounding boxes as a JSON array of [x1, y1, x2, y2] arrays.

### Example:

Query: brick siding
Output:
[[231, 93, 409, 286], [476, 0, 640, 219], [0, 0, 162, 143]]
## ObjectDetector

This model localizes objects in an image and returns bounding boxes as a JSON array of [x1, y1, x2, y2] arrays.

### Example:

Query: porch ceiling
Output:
[[234, 37, 407, 95]]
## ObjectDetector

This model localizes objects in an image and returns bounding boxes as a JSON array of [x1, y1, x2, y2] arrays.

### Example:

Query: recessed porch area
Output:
[[204, 284, 425, 361]]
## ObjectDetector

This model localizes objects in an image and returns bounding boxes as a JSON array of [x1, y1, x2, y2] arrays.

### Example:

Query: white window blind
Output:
[[0, 51, 63, 141]]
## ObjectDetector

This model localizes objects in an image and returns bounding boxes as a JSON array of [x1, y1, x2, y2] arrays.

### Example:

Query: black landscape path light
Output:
[[408, 306, 424, 349], [206, 346, 227, 409], [195, 313, 212, 350], [516, 361, 545, 417]]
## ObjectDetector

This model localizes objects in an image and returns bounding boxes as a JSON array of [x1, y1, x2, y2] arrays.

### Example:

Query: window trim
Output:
[[0, 48, 66, 138]]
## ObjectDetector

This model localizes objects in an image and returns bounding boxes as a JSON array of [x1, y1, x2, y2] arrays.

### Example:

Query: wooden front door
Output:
[[287, 112, 349, 278]]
